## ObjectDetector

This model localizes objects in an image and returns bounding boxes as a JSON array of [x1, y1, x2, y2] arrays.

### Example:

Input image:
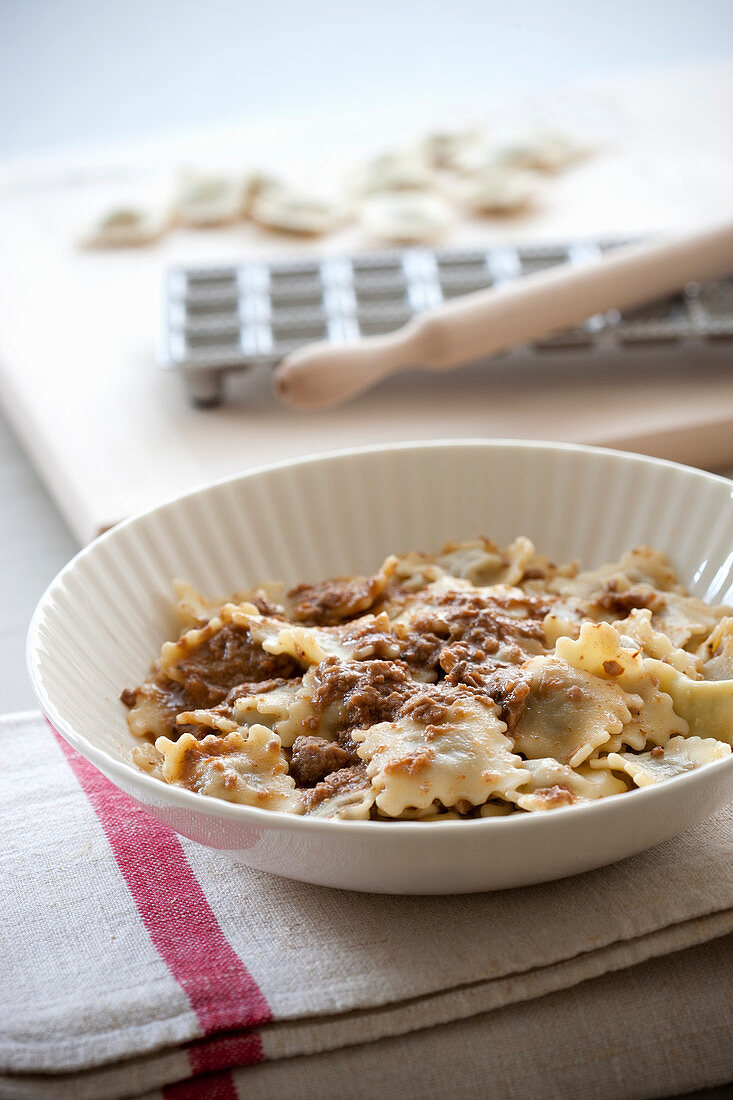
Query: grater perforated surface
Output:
[[160, 240, 733, 405]]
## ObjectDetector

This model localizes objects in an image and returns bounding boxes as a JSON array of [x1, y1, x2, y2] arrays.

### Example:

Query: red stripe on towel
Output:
[[188, 1031, 265, 1075], [160, 1033, 264, 1098], [52, 725, 271, 1049], [162, 1071, 240, 1100]]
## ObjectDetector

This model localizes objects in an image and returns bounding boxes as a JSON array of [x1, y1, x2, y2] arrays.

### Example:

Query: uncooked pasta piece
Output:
[[251, 189, 349, 235], [453, 167, 539, 214], [360, 193, 455, 244], [174, 170, 246, 226], [81, 205, 170, 248], [350, 150, 436, 196], [416, 126, 483, 169], [240, 170, 283, 215], [488, 129, 591, 174]]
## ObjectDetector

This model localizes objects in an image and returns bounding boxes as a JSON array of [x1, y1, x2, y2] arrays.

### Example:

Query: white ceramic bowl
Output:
[[28, 440, 733, 894]]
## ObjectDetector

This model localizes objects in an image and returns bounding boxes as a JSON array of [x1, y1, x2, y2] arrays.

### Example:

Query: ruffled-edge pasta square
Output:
[[556, 621, 688, 751], [353, 692, 528, 817], [510, 757, 628, 811], [154, 726, 301, 811], [594, 735, 731, 787], [641, 659, 733, 745], [232, 679, 316, 747], [701, 617, 733, 682], [511, 654, 633, 766]]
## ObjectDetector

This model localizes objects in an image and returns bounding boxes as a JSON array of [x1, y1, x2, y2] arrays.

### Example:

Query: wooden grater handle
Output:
[[273, 220, 733, 409]]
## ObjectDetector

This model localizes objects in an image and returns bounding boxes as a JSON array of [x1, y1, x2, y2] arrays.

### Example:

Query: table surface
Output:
[[1, 404, 75, 712]]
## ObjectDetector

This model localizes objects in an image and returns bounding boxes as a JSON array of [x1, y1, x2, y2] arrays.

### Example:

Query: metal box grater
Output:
[[160, 240, 733, 406]]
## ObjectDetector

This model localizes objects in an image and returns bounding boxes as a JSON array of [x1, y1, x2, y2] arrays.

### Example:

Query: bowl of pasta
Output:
[[28, 440, 733, 893]]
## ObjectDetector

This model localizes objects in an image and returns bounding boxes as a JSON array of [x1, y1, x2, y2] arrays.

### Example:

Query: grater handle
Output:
[[274, 219, 733, 409]]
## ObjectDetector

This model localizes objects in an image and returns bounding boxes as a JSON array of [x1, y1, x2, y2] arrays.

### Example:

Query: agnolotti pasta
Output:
[[121, 538, 732, 820]]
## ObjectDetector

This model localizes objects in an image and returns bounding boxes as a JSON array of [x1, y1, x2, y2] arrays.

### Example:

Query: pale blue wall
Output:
[[1, 0, 731, 153]]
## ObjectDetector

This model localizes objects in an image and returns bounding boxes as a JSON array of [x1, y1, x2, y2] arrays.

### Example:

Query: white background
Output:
[[1, 0, 732, 154]]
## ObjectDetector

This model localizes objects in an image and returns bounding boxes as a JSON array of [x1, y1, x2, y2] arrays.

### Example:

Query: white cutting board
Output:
[[0, 64, 732, 544]]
